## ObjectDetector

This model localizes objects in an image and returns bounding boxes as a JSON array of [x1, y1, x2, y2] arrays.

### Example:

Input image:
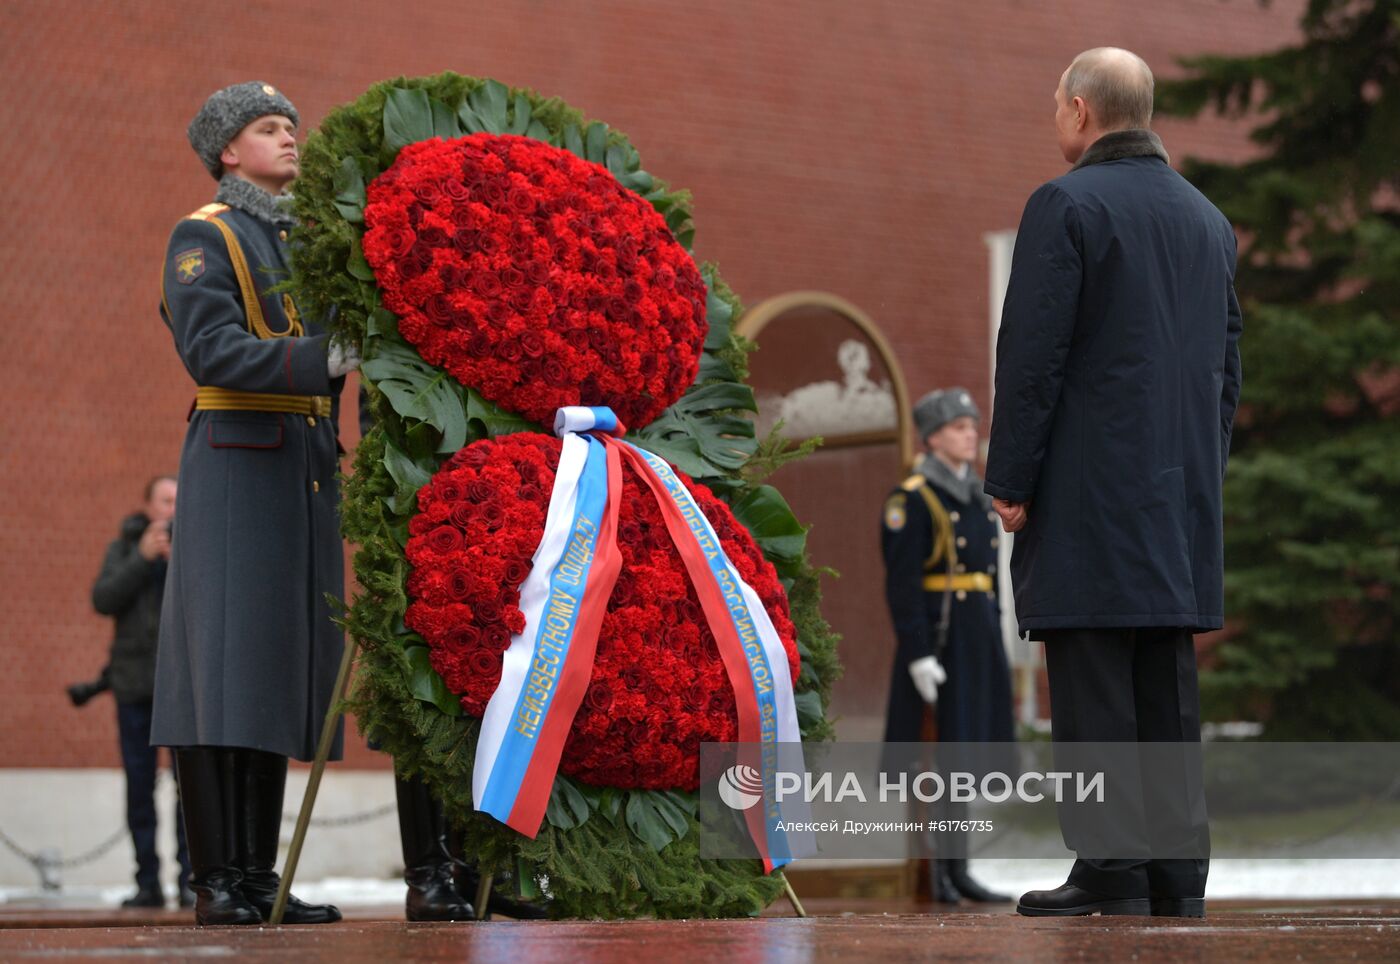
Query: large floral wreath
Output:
[[289, 73, 840, 919]]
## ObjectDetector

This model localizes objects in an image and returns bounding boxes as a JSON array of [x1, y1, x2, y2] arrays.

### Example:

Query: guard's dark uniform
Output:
[[881, 471, 1015, 745], [151, 199, 346, 762]]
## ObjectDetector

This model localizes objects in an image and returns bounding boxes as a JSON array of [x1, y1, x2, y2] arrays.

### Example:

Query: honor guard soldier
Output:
[[151, 82, 360, 926], [881, 388, 1016, 905]]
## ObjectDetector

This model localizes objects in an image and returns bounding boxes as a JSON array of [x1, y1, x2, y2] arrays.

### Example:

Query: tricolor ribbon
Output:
[[472, 406, 805, 872]]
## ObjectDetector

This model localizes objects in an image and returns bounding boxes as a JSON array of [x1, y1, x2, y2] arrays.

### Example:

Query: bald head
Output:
[[1063, 47, 1155, 131]]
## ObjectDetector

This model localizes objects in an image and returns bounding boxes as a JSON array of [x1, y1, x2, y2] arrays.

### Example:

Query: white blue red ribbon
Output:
[[473, 414, 622, 835], [472, 406, 805, 873]]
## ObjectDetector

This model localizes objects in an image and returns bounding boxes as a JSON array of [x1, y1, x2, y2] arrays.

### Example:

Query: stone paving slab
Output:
[[0, 901, 1397, 962]]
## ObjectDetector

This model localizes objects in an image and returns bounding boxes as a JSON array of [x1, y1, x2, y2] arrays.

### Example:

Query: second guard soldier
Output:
[[882, 388, 1016, 905]]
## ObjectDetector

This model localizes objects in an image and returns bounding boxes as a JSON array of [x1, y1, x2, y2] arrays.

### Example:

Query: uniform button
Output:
[[987, 565, 996, 573], [956, 590, 967, 601], [956, 536, 967, 548], [987, 511, 997, 521], [956, 564, 966, 573], [313, 480, 320, 493], [279, 230, 289, 241], [949, 511, 960, 522], [306, 416, 316, 426], [991, 538, 1000, 548]]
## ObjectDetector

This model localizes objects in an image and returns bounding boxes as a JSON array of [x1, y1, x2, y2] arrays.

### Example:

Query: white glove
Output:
[[908, 655, 948, 704], [327, 342, 361, 378]]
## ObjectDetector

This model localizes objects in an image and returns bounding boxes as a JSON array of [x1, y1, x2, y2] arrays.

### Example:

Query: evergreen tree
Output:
[[1157, 0, 1400, 737]]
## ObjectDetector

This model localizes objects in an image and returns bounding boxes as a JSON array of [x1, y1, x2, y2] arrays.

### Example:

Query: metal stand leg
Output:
[[782, 873, 807, 918], [269, 639, 358, 925]]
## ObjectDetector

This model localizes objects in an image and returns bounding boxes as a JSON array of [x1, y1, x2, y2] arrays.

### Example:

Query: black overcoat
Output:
[[985, 133, 1243, 634]]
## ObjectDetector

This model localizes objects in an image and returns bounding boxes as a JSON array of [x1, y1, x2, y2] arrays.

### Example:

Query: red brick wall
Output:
[[0, 0, 1301, 767]]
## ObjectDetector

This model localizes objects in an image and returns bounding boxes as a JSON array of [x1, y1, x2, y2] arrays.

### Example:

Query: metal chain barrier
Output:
[[283, 801, 397, 828]]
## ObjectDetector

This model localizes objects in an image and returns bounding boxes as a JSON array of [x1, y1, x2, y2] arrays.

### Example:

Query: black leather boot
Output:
[[237, 749, 342, 924], [397, 774, 474, 922], [173, 748, 261, 925], [946, 859, 1012, 903], [930, 859, 962, 904]]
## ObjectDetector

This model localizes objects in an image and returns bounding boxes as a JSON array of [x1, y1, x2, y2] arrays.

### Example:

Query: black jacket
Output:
[[92, 513, 167, 703], [985, 130, 1242, 634]]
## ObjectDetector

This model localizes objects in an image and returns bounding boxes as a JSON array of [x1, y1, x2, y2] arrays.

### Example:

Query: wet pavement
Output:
[[0, 899, 1397, 962]]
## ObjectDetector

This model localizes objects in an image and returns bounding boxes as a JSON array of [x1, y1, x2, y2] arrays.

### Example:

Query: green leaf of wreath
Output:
[[404, 645, 463, 716], [333, 156, 367, 223], [347, 236, 375, 282], [624, 790, 691, 852], [545, 777, 593, 830], [584, 121, 608, 164], [430, 97, 463, 139], [508, 92, 532, 135], [794, 689, 824, 730], [382, 437, 432, 495], [468, 80, 510, 132], [361, 340, 469, 453], [383, 87, 434, 153], [729, 485, 809, 576], [464, 387, 542, 440]]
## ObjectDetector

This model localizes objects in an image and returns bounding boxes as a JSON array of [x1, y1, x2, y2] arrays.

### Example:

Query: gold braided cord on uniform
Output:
[[185, 204, 304, 340], [901, 474, 956, 572]]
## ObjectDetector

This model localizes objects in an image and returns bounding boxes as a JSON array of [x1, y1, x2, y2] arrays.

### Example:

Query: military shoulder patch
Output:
[[174, 247, 205, 284], [884, 493, 907, 531]]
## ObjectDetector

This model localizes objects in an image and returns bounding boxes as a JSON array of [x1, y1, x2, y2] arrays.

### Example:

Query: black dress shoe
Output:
[[178, 884, 197, 909], [1151, 896, 1205, 917], [946, 859, 1013, 903], [120, 886, 165, 909], [1017, 882, 1149, 917]]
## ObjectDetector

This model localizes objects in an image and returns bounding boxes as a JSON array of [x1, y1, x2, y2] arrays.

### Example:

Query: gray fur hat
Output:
[[187, 82, 299, 179], [913, 387, 980, 438]]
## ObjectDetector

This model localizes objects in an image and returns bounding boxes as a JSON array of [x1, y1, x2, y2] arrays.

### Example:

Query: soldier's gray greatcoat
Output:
[[151, 176, 345, 761]]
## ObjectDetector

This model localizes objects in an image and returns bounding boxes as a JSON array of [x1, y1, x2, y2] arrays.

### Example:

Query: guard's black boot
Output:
[[931, 859, 962, 904], [946, 858, 1012, 903], [237, 749, 342, 924], [397, 774, 474, 922], [173, 748, 261, 925]]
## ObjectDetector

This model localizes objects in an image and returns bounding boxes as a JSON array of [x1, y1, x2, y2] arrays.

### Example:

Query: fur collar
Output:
[[215, 175, 297, 226], [916, 453, 987, 507], [1071, 128, 1170, 171]]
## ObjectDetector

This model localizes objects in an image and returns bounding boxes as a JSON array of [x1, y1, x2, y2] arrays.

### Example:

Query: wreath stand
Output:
[[269, 637, 809, 923]]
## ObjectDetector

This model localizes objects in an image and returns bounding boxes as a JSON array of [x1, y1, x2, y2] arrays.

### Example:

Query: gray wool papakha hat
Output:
[[913, 387, 980, 439], [187, 82, 299, 179]]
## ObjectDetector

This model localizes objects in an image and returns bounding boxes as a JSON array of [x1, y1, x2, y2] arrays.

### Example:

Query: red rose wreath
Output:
[[363, 133, 800, 793]]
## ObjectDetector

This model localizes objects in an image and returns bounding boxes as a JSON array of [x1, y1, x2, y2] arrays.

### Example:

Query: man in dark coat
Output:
[[91, 476, 193, 908], [882, 388, 1016, 905], [985, 48, 1242, 919], [152, 82, 360, 926]]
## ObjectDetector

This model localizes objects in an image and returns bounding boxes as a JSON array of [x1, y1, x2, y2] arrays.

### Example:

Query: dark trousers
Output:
[[1042, 627, 1210, 899], [116, 700, 191, 890]]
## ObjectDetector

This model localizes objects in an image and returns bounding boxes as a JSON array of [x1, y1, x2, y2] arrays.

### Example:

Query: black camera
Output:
[[66, 665, 111, 708]]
